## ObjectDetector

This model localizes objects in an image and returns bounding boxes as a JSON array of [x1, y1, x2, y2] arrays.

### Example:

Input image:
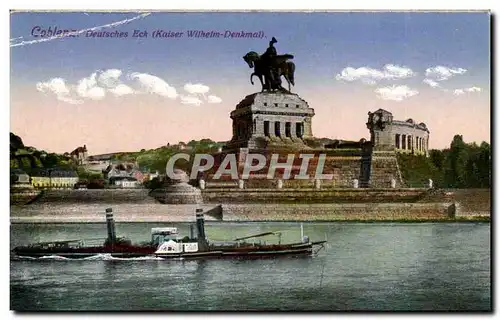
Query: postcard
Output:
[[9, 10, 491, 312]]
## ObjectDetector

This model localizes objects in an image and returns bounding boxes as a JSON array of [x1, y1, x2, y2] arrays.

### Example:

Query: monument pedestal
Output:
[[224, 92, 315, 152]]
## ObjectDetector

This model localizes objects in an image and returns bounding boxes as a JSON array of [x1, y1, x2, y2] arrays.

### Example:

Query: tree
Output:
[[444, 135, 469, 188], [477, 142, 491, 187]]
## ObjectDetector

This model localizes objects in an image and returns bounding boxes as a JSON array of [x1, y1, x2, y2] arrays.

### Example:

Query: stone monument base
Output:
[[201, 147, 404, 189], [224, 92, 315, 152]]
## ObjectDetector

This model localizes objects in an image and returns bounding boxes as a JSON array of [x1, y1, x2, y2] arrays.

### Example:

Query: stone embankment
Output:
[[200, 188, 427, 204], [219, 202, 455, 221], [30, 189, 159, 204], [10, 188, 490, 222]]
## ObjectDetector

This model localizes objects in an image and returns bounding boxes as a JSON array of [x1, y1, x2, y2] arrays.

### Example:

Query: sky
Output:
[[10, 11, 491, 155]]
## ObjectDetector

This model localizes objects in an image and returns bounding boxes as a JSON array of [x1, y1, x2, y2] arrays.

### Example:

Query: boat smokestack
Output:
[[195, 208, 209, 251], [105, 208, 116, 245], [189, 224, 196, 240], [196, 208, 206, 240]]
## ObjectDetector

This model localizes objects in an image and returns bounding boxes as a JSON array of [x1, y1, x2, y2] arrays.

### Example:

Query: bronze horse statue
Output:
[[243, 51, 295, 92]]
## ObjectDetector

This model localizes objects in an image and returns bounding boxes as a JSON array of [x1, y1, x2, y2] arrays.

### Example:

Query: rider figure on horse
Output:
[[261, 37, 282, 90]]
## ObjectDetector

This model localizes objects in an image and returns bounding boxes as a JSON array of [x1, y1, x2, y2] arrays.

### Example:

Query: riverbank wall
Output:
[[10, 188, 490, 223], [15, 189, 159, 204], [10, 201, 485, 224]]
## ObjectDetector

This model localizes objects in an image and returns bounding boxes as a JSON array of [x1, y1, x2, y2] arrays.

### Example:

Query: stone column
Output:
[[199, 179, 205, 190], [291, 122, 297, 138], [304, 118, 313, 138], [255, 118, 264, 137]]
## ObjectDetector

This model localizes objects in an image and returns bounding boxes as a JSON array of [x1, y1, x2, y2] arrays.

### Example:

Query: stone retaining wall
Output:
[[201, 188, 428, 204], [33, 189, 158, 204], [220, 203, 454, 221]]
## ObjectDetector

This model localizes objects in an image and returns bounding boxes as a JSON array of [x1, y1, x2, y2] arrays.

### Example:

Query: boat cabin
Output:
[[151, 227, 178, 246]]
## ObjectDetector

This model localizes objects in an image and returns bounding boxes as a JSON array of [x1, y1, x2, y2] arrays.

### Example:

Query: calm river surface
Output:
[[10, 221, 490, 311]]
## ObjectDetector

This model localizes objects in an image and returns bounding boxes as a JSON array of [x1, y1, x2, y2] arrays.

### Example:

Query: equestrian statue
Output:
[[243, 37, 296, 93]]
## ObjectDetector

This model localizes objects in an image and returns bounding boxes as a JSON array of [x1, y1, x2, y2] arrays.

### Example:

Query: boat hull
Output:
[[12, 243, 319, 260]]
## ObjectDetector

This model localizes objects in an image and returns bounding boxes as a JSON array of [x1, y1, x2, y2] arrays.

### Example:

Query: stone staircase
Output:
[[367, 151, 404, 188]]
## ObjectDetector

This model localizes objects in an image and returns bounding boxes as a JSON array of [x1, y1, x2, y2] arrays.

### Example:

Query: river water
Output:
[[10, 217, 491, 311]]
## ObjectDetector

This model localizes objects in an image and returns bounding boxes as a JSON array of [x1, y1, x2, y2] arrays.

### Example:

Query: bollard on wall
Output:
[[428, 178, 433, 189], [199, 179, 206, 190], [238, 179, 245, 189], [352, 179, 359, 189], [277, 179, 283, 189], [391, 178, 396, 189], [314, 179, 321, 190]]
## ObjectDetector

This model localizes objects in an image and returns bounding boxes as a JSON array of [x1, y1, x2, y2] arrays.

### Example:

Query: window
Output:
[[402, 134, 406, 149], [275, 122, 281, 137], [274, 103, 278, 107], [296, 104, 300, 108], [285, 122, 291, 137], [296, 122, 303, 138], [395, 134, 401, 149], [264, 121, 270, 137], [263, 103, 267, 106], [285, 104, 289, 108], [408, 136, 412, 150]]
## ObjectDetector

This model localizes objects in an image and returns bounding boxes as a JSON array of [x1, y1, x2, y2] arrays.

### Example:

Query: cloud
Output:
[[36, 78, 70, 95], [76, 72, 106, 100], [184, 83, 210, 95], [129, 72, 178, 99], [374, 85, 419, 101], [454, 86, 482, 96], [36, 78, 83, 104], [180, 95, 203, 106], [97, 69, 123, 88], [207, 95, 222, 104], [336, 64, 415, 85], [36, 69, 224, 105], [109, 84, 134, 96], [465, 86, 482, 92], [425, 66, 467, 81], [423, 78, 441, 88], [10, 13, 151, 48]]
